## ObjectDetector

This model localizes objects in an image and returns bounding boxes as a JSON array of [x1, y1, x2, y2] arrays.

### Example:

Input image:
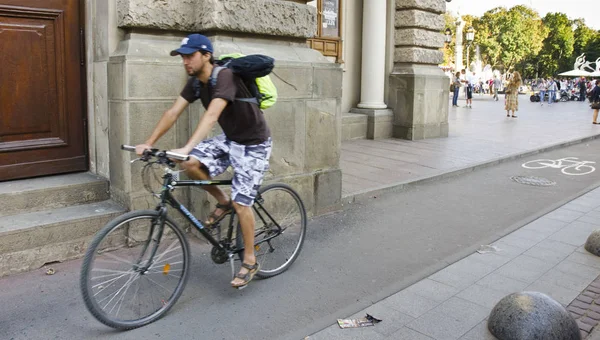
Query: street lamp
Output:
[[465, 26, 475, 71]]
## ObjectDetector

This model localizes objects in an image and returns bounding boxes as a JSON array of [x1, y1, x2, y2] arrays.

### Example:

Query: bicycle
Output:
[[522, 157, 596, 176], [80, 145, 307, 330]]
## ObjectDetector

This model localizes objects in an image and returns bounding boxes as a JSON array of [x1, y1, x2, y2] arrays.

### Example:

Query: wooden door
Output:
[[0, 0, 87, 181]]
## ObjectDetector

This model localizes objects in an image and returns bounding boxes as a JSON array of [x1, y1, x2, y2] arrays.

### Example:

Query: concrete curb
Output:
[[342, 133, 600, 204]]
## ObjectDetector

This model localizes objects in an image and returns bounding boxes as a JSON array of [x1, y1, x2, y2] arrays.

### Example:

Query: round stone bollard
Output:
[[487, 291, 581, 340], [585, 230, 600, 256]]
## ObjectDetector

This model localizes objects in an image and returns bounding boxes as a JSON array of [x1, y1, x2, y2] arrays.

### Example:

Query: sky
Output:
[[446, 0, 599, 30]]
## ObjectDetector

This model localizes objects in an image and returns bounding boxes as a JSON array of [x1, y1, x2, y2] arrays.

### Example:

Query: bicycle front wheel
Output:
[[237, 184, 307, 278], [80, 210, 190, 330]]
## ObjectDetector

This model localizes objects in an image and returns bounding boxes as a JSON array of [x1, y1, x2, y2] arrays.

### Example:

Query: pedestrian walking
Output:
[[493, 77, 502, 101], [547, 78, 557, 104], [590, 80, 600, 124], [580, 77, 587, 101], [451, 72, 461, 107], [538, 79, 547, 106], [505, 71, 521, 118]]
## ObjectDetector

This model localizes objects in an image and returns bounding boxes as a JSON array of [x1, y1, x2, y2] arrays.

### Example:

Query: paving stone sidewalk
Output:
[[308, 187, 600, 340], [342, 96, 599, 198]]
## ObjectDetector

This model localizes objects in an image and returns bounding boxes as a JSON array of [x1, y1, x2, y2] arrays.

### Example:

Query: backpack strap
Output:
[[210, 65, 260, 106]]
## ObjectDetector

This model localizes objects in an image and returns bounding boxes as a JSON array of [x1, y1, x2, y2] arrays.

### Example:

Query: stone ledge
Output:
[[395, 9, 445, 31], [395, 28, 444, 48], [396, 0, 446, 14], [394, 47, 443, 64], [117, 0, 317, 39]]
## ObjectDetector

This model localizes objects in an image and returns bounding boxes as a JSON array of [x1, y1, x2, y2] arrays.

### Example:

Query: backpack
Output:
[[211, 53, 277, 110]]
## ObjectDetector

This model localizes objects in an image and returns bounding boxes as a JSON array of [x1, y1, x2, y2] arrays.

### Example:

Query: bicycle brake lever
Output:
[[130, 157, 142, 164]]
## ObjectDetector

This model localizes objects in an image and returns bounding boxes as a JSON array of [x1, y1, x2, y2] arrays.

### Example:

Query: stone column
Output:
[[350, 0, 393, 139], [108, 0, 342, 216], [358, 0, 387, 109], [389, 0, 449, 140]]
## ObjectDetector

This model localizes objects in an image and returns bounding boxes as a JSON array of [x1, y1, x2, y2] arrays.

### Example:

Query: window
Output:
[[308, 0, 343, 63]]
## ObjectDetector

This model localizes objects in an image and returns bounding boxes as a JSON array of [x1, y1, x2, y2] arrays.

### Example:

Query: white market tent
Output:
[[558, 69, 592, 77]]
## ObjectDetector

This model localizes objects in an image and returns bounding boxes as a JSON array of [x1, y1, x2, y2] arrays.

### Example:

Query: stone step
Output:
[[0, 200, 126, 277], [0, 172, 109, 217], [342, 112, 368, 141]]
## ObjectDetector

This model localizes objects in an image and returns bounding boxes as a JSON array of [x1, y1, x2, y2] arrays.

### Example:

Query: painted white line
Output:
[[522, 157, 596, 176]]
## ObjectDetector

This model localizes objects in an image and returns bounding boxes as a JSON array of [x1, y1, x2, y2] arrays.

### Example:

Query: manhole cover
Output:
[[510, 176, 556, 186]]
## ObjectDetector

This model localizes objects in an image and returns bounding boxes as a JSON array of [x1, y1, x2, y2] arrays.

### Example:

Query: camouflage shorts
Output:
[[189, 134, 272, 206]]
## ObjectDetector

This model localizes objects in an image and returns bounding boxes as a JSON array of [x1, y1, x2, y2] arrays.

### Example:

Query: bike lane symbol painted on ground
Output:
[[522, 157, 596, 176]]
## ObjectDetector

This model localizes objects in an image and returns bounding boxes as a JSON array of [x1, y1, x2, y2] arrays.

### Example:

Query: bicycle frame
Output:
[[153, 173, 284, 257]]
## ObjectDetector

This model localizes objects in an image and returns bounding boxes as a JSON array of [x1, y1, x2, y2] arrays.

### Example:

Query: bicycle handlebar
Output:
[[121, 145, 190, 161]]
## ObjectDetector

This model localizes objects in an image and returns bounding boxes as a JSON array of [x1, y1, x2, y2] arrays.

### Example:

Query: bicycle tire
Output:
[[236, 183, 307, 279], [80, 210, 190, 330], [562, 165, 596, 176]]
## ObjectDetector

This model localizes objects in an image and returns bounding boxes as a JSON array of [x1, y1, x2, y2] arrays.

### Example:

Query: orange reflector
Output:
[[163, 263, 171, 275], [255, 245, 260, 251]]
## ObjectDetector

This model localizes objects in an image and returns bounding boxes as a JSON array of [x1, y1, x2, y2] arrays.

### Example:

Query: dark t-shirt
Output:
[[180, 68, 270, 145]]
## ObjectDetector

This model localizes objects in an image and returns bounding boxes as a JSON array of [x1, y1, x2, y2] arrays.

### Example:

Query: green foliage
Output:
[[446, 6, 600, 78], [537, 13, 574, 76], [470, 6, 546, 72]]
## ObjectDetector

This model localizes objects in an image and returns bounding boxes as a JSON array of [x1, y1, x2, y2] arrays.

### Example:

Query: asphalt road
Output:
[[3, 140, 600, 340]]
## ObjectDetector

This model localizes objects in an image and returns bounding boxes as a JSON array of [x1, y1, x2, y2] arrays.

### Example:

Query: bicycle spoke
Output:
[[92, 271, 134, 290], [101, 252, 136, 267], [101, 273, 139, 310], [145, 276, 174, 295]]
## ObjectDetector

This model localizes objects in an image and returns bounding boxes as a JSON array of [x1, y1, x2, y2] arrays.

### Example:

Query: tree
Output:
[[573, 19, 597, 57], [472, 7, 504, 68], [472, 6, 547, 72], [536, 13, 574, 76]]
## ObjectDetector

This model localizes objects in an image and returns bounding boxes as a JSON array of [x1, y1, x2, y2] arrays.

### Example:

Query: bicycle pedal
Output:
[[235, 285, 248, 290]]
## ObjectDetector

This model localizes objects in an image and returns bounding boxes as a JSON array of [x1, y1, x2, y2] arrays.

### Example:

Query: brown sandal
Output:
[[232, 262, 260, 289], [205, 201, 233, 226]]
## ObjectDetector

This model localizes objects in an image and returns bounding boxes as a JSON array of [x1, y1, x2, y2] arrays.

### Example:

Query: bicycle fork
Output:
[[133, 207, 168, 274]]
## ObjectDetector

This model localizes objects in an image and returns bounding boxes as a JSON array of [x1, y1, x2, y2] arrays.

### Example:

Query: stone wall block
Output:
[[313, 67, 343, 99], [264, 174, 315, 218], [395, 10, 444, 31], [388, 66, 449, 140], [305, 99, 340, 170], [264, 100, 307, 176], [108, 62, 125, 100], [127, 63, 187, 99], [394, 47, 443, 64], [395, 28, 444, 48], [108, 101, 129, 194], [117, 0, 317, 39], [395, 0, 445, 14], [270, 66, 313, 99], [92, 62, 110, 178], [314, 169, 342, 215]]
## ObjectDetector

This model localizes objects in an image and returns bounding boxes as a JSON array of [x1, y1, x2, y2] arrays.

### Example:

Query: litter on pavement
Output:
[[477, 244, 500, 254], [337, 314, 382, 329]]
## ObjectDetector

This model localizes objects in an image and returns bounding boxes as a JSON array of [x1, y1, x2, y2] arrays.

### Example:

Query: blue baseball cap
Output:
[[170, 34, 213, 56]]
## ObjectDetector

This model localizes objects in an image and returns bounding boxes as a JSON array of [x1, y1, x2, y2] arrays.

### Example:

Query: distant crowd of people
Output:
[[449, 69, 600, 123]]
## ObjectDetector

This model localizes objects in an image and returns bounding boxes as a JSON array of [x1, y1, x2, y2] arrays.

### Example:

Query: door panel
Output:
[[0, 0, 87, 181]]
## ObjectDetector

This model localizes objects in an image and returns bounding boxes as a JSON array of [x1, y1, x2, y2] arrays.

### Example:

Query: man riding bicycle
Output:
[[135, 33, 272, 289]]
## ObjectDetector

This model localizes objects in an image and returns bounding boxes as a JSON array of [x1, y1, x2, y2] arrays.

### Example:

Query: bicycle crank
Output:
[[210, 246, 228, 264]]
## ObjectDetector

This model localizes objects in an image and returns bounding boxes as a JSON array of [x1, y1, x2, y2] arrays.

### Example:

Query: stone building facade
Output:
[[2, 0, 448, 217]]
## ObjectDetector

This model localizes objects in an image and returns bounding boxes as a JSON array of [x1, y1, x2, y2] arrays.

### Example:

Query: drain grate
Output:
[[510, 175, 556, 186]]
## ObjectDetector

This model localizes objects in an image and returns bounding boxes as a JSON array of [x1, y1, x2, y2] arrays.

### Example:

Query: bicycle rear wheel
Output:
[[80, 210, 190, 330], [236, 183, 307, 278]]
